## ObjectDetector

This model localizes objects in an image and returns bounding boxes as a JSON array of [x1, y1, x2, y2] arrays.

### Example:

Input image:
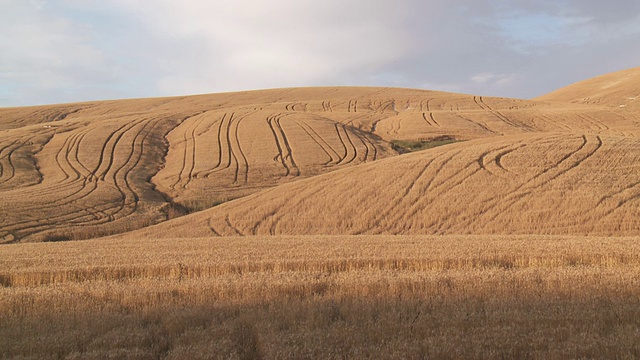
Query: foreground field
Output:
[[2, 235, 640, 359]]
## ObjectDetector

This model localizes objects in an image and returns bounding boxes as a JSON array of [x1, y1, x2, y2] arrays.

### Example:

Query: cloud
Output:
[[485, 1, 640, 54], [108, 0, 410, 95], [0, 0, 121, 105], [385, 0, 640, 98], [471, 73, 518, 86], [418, 72, 520, 98], [1, 0, 639, 106]]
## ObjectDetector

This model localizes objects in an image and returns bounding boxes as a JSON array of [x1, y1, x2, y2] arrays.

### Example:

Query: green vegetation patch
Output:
[[179, 197, 236, 214], [391, 135, 461, 154]]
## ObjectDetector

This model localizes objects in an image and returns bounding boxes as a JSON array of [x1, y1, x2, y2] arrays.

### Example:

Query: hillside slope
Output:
[[1, 70, 639, 242], [0, 88, 397, 242], [536, 66, 640, 110], [126, 132, 640, 238]]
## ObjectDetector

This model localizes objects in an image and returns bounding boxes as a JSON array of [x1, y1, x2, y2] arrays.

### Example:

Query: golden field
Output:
[[1, 72, 639, 242], [133, 132, 640, 238], [1, 67, 640, 358], [2, 235, 640, 359]]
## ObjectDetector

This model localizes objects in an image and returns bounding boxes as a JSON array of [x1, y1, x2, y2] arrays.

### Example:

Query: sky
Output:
[[1, 0, 640, 107]]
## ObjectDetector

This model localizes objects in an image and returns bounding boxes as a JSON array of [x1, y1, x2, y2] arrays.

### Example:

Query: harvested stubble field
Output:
[[1, 76, 639, 242], [1, 67, 640, 358], [134, 132, 640, 238], [2, 235, 640, 359]]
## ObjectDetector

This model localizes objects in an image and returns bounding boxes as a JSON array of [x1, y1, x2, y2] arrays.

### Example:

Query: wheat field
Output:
[[131, 131, 640, 238], [1, 67, 640, 358], [1, 80, 639, 242], [535, 66, 640, 110], [2, 235, 640, 359]]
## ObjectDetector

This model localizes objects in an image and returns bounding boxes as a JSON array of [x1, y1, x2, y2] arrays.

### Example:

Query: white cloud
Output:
[[109, 0, 410, 95], [471, 73, 495, 84], [0, 1, 117, 105], [418, 73, 520, 97], [1, 0, 640, 105], [471, 73, 517, 86]]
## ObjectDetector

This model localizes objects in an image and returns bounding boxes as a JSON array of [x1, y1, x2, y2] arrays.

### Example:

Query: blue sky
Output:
[[1, 0, 639, 106]]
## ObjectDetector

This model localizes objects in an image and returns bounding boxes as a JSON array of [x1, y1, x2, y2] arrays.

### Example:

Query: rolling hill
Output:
[[536, 66, 640, 110], [3, 66, 640, 360], [127, 132, 640, 238], [1, 68, 640, 242]]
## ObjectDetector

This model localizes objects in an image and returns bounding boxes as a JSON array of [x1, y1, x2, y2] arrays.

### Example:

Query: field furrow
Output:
[[135, 130, 640, 238], [336, 124, 358, 165], [267, 114, 296, 176], [232, 113, 250, 184], [171, 112, 208, 189], [0, 114, 176, 241], [0, 140, 21, 186]]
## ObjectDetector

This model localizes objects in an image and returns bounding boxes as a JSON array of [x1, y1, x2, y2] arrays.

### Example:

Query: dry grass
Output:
[[2, 79, 639, 241], [2, 235, 640, 359], [536, 66, 640, 110], [2, 67, 640, 358], [136, 132, 640, 238]]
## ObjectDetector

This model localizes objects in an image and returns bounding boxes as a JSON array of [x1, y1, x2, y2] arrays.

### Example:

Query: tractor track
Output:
[[0, 117, 166, 240], [172, 112, 209, 189], [454, 135, 603, 231], [474, 96, 534, 132], [335, 124, 356, 165], [267, 114, 300, 176], [0, 140, 21, 185], [232, 113, 250, 184], [294, 119, 341, 166]]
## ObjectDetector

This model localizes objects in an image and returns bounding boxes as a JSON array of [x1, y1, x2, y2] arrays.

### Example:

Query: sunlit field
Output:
[[2, 84, 638, 243], [2, 67, 640, 359]]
